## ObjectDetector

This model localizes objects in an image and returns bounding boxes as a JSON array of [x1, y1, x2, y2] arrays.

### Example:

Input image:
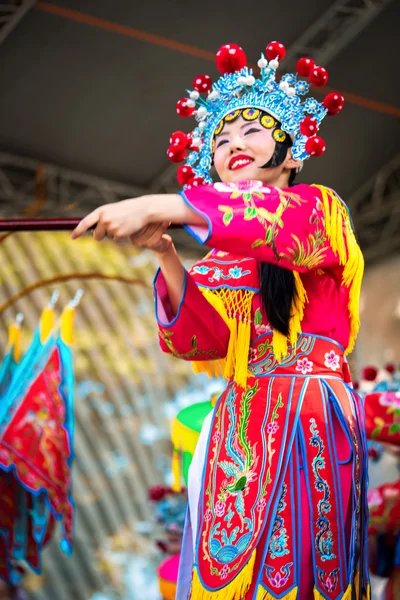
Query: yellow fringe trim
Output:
[[312, 185, 364, 355], [191, 550, 256, 600], [354, 570, 359, 598], [313, 584, 352, 600], [271, 270, 308, 362], [192, 287, 254, 388], [362, 583, 371, 600], [257, 584, 298, 599], [171, 449, 181, 493], [8, 322, 22, 362], [192, 271, 309, 379]]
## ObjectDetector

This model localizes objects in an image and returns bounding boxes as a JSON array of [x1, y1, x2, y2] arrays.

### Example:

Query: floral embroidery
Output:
[[212, 430, 221, 444], [324, 351, 340, 372], [202, 382, 283, 581], [309, 419, 336, 563], [192, 264, 252, 282], [265, 563, 293, 588], [216, 181, 306, 256], [296, 357, 313, 375], [158, 330, 218, 359], [254, 308, 272, 336], [248, 348, 258, 363], [267, 422, 279, 434], [268, 483, 289, 559], [317, 567, 339, 593]]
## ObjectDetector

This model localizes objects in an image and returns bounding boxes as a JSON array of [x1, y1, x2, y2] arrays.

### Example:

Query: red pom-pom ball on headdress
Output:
[[176, 98, 195, 117], [167, 146, 186, 163], [305, 136, 326, 157], [323, 92, 345, 116], [296, 57, 315, 77], [188, 176, 205, 187], [170, 131, 190, 148], [362, 366, 378, 381], [177, 165, 195, 185], [300, 117, 319, 137], [193, 74, 212, 93], [266, 41, 286, 62], [216, 44, 247, 74], [309, 66, 329, 87]]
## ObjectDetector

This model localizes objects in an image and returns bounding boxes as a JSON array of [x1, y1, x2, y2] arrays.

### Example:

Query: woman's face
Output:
[[213, 114, 298, 187]]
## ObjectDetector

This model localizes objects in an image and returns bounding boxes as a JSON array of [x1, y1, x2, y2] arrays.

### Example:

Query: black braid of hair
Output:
[[259, 123, 298, 336]]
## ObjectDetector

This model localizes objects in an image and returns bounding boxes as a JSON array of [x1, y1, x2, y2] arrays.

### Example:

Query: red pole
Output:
[[0, 219, 180, 232], [0, 218, 81, 232]]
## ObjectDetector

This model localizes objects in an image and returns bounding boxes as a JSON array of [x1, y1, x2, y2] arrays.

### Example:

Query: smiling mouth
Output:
[[229, 156, 255, 171]]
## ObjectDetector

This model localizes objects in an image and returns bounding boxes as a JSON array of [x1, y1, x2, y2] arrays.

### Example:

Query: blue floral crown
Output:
[[167, 42, 345, 187]]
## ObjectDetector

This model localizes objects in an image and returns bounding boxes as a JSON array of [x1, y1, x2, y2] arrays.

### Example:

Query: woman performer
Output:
[[72, 41, 369, 600]]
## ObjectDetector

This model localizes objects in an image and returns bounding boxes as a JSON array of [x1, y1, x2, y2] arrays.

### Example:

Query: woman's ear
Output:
[[285, 148, 300, 171]]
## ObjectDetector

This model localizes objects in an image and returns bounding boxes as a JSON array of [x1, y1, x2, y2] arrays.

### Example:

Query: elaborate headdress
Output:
[[167, 41, 345, 187]]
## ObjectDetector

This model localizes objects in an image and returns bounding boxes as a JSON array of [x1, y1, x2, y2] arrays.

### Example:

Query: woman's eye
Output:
[[244, 127, 261, 135], [216, 139, 229, 148]]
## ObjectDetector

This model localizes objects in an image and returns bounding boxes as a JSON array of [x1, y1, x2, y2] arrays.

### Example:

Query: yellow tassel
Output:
[[257, 584, 298, 599], [272, 329, 288, 362], [171, 449, 181, 492], [224, 313, 238, 380], [8, 322, 22, 362], [341, 584, 353, 600], [362, 583, 371, 600], [290, 272, 308, 346], [313, 586, 326, 600], [190, 550, 256, 600], [354, 570, 360, 598], [271, 271, 308, 362], [235, 315, 251, 388], [192, 287, 254, 388], [60, 306, 75, 345], [312, 185, 364, 355], [40, 306, 55, 343]]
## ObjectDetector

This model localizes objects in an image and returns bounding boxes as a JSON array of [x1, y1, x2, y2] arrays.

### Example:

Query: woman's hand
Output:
[[71, 193, 201, 242], [130, 222, 173, 255], [71, 197, 151, 242]]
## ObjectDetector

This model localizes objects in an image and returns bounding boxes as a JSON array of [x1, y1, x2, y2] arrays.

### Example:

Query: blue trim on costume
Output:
[[201, 257, 255, 265], [324, 382, 354, 464], [153, 267, 188, 327], [194, 392, 224, 571], [253, 377, 308, 596], [290, 451, 298, 591], [319, 381, 346, 591], [194, 280, 259, 293], [179, 190, 212, 245], [295, 433, 302, 595]]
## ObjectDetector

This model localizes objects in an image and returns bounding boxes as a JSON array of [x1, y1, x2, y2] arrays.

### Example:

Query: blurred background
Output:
[[0, 1, 399, 599]]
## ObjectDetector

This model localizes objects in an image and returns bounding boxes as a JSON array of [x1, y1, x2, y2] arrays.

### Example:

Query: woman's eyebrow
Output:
[[240, 121, 260, 130]]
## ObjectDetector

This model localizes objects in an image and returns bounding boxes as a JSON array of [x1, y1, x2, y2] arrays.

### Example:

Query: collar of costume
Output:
[[167, 41, 345, 187]]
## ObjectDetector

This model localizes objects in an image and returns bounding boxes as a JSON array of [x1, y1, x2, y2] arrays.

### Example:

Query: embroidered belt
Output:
[[248, 333, 347, 380]]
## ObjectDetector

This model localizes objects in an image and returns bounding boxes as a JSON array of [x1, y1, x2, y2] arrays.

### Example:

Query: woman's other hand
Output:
[[129, 222, 173, 255]]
